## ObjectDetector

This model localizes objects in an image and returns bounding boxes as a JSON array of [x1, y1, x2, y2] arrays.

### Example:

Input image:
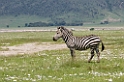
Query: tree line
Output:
[[25, 21, 83, 27]]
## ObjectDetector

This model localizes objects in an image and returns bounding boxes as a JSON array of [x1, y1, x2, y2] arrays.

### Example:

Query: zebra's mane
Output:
[[58, 26, 97, 38], [76, 34, 97, 38], [59, 26, 73, 36]]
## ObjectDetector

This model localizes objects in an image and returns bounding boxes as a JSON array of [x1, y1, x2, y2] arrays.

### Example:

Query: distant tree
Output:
[[6, 25, 9, 28], [90, 28, 94, 31], [100, 22, 104, 24], [104, 21, 109, 24], [18, 26, 20, 28], [66, 22, 83, 26], [100, 21, 109, 24], [48, 23, 54, 26], [26, 21, 83, 27], [28, 23, 33, 27], [25, 23, 28, 27], [57, 21, 66, 26]]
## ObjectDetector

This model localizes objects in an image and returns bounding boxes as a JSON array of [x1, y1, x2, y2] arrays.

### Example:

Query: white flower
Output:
[[108, 78, 113, 82], [13, 80, 17, 82], [28, 74, 30, 77], [56, 57, 60, 60]]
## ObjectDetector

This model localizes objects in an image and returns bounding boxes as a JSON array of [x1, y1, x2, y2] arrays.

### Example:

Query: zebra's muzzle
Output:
[[53, 37, 57, 41]]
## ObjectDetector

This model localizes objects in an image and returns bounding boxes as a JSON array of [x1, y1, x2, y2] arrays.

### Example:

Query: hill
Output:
[[0, 0, 124, 27]]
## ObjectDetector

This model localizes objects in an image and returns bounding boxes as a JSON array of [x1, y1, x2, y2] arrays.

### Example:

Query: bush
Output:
[[90, 28, 94, 31], [6, 25, 9, 28], [100, 21, 109, 24], [26, 21, 83, 27]]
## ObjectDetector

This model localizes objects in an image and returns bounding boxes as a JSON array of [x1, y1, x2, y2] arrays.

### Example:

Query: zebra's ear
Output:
[[60, 26, 64, 29], [57, 27, 61, 29], [69, 30, 73, 35]]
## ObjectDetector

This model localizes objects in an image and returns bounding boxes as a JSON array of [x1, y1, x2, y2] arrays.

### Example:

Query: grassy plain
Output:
[[0, 29, 124, 82], [0, 15, 124, 27]]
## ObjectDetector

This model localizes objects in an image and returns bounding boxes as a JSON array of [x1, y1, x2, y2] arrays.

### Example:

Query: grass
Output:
[[0, 29, 124, 82], [0, 31, 55, 46]]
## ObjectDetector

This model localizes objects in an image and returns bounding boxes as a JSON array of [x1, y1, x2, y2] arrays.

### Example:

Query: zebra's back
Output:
[[74, 35, 101, 50]]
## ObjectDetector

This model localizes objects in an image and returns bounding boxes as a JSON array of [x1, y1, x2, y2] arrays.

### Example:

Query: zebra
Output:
[[53, 26, 105, 63]]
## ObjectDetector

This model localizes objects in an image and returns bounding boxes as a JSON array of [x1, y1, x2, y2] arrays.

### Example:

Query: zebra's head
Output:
[[53, 26, 73, 41], [53, 26, 63, 41]]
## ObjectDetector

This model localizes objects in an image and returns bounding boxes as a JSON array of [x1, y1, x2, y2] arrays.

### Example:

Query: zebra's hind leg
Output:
[[88, 48, 95, 63], [70, 49, 76, 61], [95, 48, 100, 63]]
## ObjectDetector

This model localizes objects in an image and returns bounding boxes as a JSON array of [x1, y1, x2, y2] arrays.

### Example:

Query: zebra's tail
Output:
[[101, 41, 105, 51]]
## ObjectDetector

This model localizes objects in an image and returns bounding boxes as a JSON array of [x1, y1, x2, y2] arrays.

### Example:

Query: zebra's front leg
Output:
[[88, 48, 94, 63], [70, 49, 76, 60]]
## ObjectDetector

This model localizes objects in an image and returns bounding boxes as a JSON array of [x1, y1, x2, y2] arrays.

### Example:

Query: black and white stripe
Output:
[[53, 26, 105, 63]]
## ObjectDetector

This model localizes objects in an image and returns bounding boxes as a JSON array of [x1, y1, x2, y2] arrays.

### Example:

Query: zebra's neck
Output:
[[62, 33, 73, 43], [62, 35, 68, 43]]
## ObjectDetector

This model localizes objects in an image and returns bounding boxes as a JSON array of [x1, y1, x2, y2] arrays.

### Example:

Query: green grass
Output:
[[0, 30, 124, 82], [0, 31, 55, 46]]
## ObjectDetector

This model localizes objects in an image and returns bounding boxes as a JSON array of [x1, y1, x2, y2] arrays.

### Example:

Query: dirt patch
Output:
[[0, 42, 67, 56]]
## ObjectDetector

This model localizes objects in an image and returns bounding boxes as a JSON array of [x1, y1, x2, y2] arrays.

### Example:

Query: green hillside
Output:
[[0, 0, 124, 27]]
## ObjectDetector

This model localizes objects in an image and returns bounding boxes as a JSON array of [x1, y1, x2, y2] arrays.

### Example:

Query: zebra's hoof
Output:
[[88, 60, 91, 63]]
